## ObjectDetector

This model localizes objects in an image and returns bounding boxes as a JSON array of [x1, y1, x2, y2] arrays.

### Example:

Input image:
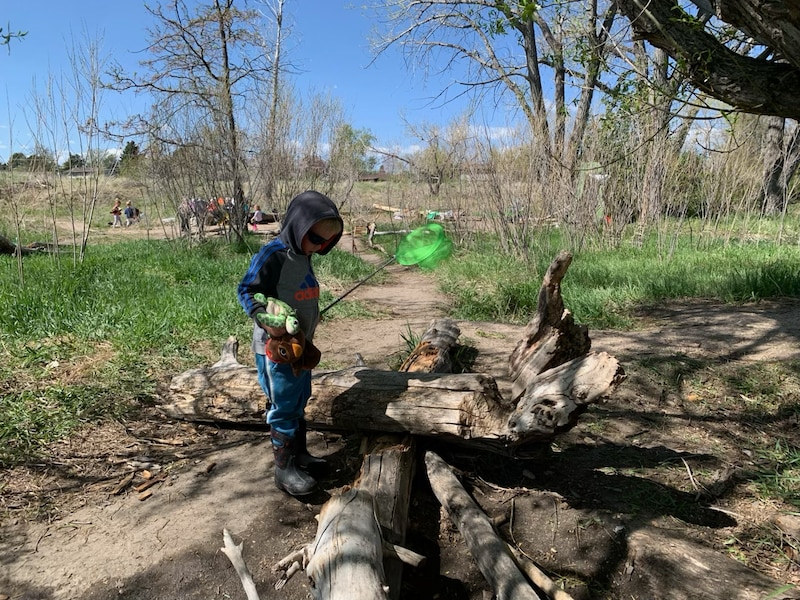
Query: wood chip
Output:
[[111, 472, 135, 496], [134, 473, 167, 493]]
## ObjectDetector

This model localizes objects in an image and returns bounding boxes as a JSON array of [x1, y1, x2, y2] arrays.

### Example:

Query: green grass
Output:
[[436, 229, 800, 329], [0, 237, 377, 466], [753, 441, 800, 508]]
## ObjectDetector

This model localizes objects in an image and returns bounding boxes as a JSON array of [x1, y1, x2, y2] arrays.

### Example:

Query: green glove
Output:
[[253, 293, 300, 335]]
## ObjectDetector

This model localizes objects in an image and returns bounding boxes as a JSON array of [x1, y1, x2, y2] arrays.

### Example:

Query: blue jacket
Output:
[[237, 191, 342, 355]]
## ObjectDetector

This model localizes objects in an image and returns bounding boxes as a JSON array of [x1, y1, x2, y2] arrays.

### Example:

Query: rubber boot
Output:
[[271, 430, 317, 496], [296, 419, 328, 475]]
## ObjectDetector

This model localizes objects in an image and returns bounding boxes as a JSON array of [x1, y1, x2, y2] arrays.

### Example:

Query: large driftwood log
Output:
[[160, 253, 625, 448], [160, 337, 621, 448]]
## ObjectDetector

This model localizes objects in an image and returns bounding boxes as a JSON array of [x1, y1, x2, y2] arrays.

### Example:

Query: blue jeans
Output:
[[255, 353, 311, 438]]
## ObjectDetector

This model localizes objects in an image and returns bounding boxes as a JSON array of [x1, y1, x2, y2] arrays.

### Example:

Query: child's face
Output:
[[301, 222, 341, 256]]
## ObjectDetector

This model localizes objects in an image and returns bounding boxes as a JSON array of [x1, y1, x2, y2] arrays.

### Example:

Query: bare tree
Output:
[[108, 0, 271, 241], [28, 32, 110, 263], [327, 123, 376, 202], [261, 0, 286, 207], [370, 1, 619, 182]]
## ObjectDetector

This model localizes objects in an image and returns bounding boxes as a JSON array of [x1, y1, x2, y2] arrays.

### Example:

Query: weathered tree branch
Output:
[[220, 529, 261, 600], [617, 0, 800, 118], [425, 450, 546, 600]]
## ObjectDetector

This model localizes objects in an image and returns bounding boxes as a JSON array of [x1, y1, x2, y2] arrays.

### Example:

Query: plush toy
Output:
[[253, 293, 320, 375], [265, 331, 322, 376], [254, 293, 300, 335]]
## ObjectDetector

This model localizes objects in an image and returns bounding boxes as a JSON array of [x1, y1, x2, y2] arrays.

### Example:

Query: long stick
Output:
[[320, 256, 396, 316]]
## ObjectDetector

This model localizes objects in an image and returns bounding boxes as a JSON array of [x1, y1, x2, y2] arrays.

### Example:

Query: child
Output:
[[237, 190, 343, 496], [250, 204, 264, 231], [110, 199, 122, 228], [123, 200, 136, 227]]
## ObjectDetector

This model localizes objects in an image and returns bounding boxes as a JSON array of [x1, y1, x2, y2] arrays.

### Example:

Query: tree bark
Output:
[[355, 435, 416, 600], [616, 0, 800, 119], [761, 115, 787, 216], [305, 487, 390, 600], [508, 251, 590, 398], [399, 319, 461, 373]]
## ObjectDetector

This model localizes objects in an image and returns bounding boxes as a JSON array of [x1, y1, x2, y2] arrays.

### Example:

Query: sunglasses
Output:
[[307, 230, 333, 246]]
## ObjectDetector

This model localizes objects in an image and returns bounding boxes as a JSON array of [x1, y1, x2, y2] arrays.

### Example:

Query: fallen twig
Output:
[[221, 529, 260, 600]]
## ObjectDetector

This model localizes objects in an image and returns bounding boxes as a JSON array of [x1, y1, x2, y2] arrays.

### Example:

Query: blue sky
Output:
[[0, 1, 487, 162]]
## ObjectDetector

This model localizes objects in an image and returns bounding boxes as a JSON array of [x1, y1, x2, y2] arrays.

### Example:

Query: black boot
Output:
[[296, 419, 328, 474], [271, 430, 317, 496]]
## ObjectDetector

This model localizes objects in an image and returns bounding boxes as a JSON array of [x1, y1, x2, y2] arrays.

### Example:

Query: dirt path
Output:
[[3, 239, 800, 600]]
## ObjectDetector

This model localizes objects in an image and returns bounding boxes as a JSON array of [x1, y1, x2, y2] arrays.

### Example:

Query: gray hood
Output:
[[279, 191, 343, 255]]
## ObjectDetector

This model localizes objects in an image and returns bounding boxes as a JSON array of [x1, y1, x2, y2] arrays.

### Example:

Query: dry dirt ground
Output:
[[3, 229, 800, 599]]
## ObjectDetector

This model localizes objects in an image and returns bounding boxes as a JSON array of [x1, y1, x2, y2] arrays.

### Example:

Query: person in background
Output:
[[250, 204, 264, 232], [237, 191, 343, 496], [124, 200, 137, 227], [110, 199, 122, 228]]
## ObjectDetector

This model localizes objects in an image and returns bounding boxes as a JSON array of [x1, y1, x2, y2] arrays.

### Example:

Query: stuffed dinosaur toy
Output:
[[253, 293, 321, 375], [253, 293, 300, 335]]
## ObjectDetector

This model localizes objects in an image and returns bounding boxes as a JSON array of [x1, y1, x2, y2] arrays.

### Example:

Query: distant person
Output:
[[237, 191, 343, 496], [110, 199, 122, 228], [123, 200, 138, 227], [250, 204, 264, 231]]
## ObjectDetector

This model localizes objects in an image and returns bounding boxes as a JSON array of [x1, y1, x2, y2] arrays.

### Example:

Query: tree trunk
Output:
[[761, 115, 787, 216]]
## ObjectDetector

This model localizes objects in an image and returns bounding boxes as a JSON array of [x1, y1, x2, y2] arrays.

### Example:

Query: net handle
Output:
[[320, 256, 396, 316], [320, 223, 450, 316]]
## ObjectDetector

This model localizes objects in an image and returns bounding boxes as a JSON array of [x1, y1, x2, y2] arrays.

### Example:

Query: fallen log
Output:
[[305, 487, 390, 600], [160, 338, 621, 449], [399, 318, 461, 373], [271, 442, 420, 599], [160, 252, 625, 449], [355, 435, 416, 600], [425, 450, 546, 600], [0, 233, 43, 256]]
